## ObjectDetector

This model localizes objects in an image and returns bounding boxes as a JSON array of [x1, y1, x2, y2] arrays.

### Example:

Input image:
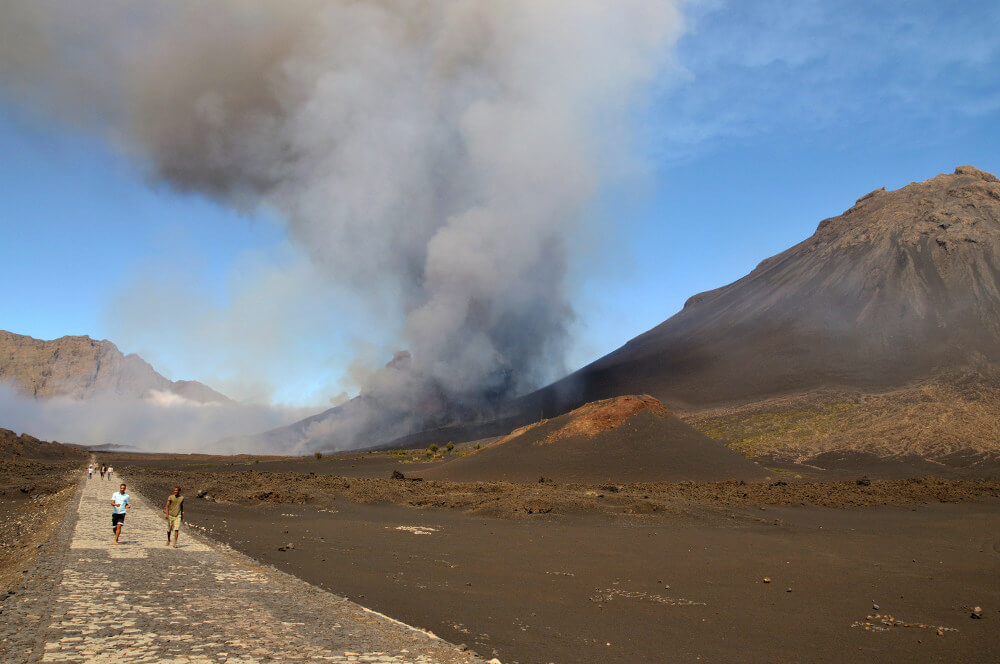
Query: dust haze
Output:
[[0, 383, 313, 453], [0, 1, 683, 449]]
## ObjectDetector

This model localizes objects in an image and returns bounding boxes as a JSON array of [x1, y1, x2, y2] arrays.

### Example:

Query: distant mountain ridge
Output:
[[0, 330, 231, 404]]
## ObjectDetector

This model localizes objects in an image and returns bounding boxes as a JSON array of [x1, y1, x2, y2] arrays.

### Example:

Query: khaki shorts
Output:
[[167, 515, 182, 532]]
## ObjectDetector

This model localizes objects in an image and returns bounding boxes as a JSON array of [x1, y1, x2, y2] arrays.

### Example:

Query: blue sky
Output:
[[1, 0, 998, 406]]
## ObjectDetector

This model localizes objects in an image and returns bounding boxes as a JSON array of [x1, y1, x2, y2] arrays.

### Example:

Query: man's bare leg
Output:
[[114, 523, 122, 544], [172, 529, 179, 548]]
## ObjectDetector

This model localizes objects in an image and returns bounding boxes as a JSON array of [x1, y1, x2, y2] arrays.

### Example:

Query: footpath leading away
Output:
[[0, 473, 488, 664]]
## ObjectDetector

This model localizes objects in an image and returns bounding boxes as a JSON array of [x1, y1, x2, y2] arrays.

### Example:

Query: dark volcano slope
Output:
[[422, 395, 767, 483], [0, 429, 85, 461], [248, 165, 1000, 453], [523, 166, 1000, 413]]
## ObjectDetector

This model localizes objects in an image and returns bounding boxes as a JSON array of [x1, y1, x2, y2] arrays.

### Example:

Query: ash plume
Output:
[[0, 1, 683, 448]]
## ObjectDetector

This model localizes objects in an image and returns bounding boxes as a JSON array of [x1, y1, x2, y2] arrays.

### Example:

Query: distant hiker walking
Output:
[[106, 466, 114, 481], [100, 464, 106, 480], [111, 483, 131, 545], [87, 464, 93, 480], [164, 486, 184, 548]]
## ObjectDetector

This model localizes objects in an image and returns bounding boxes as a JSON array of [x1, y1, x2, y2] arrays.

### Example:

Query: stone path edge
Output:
[[125, 479, 489, 661], [0, 475, 86, 663]]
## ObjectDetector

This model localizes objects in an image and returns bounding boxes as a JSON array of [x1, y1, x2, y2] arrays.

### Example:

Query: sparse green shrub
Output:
[[446, 442, 454, 452], [314, 451, 323, 459], [428, 443, 439, 453], [474, 443, 481, 450], [425, 449, 434, 458]]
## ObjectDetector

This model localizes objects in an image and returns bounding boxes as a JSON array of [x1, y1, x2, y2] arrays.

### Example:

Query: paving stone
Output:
[[0, 474, 489, 664]]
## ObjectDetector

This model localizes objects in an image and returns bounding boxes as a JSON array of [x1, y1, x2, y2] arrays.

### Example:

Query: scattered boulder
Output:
[[390, 469, 423, 482], [763, 577, 771, 584], [971, 606, 983, 619], [857, 477, 871, 487]]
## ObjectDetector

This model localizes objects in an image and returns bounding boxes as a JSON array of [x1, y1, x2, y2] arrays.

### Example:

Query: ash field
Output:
[[109, 438, 1000, 664]]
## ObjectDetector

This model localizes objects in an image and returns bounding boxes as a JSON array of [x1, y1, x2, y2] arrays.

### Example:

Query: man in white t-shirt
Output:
[[111, 483, 131, 545], [87, 464, 93, 480]]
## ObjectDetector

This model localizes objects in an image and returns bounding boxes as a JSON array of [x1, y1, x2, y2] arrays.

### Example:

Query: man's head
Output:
[[120, 484, 126, 492], [173, 486, 181, 496]]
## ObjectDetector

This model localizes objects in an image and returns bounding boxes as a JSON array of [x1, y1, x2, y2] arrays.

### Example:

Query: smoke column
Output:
[[0, 1, 683, 448]]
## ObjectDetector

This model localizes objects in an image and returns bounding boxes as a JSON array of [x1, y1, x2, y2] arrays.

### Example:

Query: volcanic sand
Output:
[[127, 471, 1000, 664]]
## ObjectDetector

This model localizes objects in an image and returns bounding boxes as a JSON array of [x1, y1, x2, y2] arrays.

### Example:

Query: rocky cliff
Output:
[[0, 331, 231, 404]]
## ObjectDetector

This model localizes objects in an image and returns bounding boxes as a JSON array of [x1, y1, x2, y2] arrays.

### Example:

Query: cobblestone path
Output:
[[0, 475, 488, 664]]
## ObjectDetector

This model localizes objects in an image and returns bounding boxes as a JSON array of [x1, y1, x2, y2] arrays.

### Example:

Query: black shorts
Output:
[[111, 513, 125, 529]]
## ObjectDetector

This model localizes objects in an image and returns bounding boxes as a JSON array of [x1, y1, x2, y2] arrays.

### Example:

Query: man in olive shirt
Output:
[[164, 486, 184, 548]]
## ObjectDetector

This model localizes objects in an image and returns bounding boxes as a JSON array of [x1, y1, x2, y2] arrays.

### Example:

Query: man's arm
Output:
[[165, 497, 171, 518]]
